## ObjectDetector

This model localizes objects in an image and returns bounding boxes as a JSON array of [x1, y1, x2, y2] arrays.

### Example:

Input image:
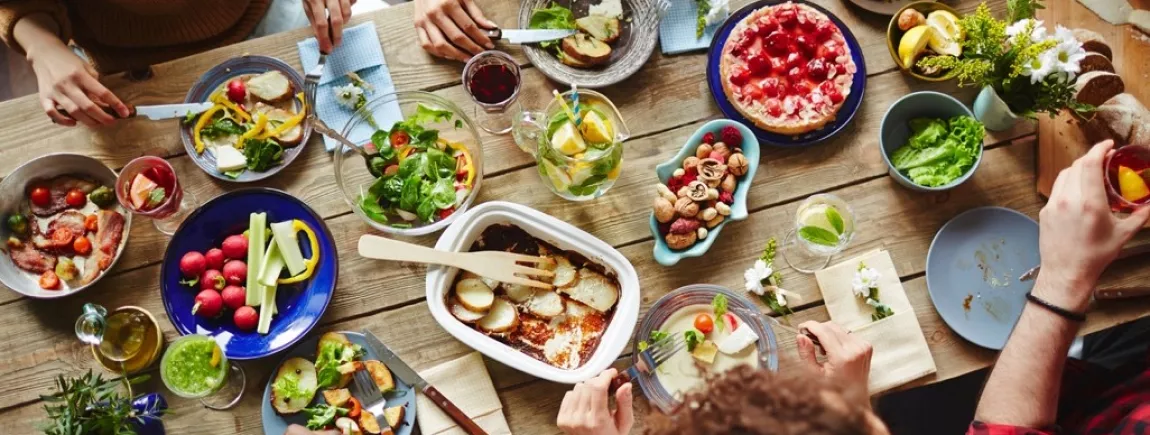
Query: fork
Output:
[[357, 234, 555, 289], [611, 334, 686, 392], [353, 370, 387, 424], [304, 53, 326, 111]]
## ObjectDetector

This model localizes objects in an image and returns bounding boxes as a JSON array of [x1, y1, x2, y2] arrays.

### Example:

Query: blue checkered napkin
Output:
[[298, 22, 401, 151], [659, 0, 722, 55]]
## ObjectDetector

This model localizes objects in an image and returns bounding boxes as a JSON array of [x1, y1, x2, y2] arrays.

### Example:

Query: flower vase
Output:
[[972, 86, 1022, 131]]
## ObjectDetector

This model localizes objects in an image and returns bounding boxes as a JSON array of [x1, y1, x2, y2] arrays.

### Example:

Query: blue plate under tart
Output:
[[159, 188, 337, 360], [706, 0, 867, 147], [180, 55, 313, 183]]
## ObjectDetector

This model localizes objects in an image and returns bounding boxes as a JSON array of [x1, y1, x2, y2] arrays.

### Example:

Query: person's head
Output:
[[644, 365, 889, 435]]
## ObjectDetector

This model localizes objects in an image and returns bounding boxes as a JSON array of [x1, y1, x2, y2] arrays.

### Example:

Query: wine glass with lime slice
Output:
[[781, 194, 856, 274]]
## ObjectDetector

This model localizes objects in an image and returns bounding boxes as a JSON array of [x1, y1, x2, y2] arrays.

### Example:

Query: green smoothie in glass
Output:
[[161, 334, 228, 398]]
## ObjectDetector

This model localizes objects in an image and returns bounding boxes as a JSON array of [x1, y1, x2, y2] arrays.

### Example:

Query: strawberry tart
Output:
[[719, 2, 858, 135]]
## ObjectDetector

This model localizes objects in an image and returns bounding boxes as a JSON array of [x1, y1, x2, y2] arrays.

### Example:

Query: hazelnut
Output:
[[701, 207, 718, 221], [720, 173, 737, 193], [672, 168, 685, 178], [685, 181, 709, 201], [656, 184, 677, 202], [654, 197, 675, 223], [706, 215, 725, 228], [697, 227, 709, 240], [706, 188, 720, 200], [716, 202, 731, 216], [695, 143, 713, 159], [727, 153, 749, 176], [674, 197, 699, 217], [682, 156, 701, 172], [897, 8, 925, 32], [665, 232, 698, 250], [706, 177, 721, 188], [711, 142, 731, 160], [677, 186, 690, 198], [697, 158, 727, 182]]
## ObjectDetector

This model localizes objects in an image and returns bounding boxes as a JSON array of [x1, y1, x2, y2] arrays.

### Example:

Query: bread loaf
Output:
[[1072, 29, 1112, 60], [1084, 93, 1150, 146], [1075, 71, 1125, 107], [1078, 52, 1114, 74]]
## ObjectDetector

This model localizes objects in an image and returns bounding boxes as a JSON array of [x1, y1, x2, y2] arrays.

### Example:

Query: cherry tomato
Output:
[[390, 130, 410, 148], [346, 397, 362, 419], [84, 214, 98, 232], [438, 207, 455, 220], [73, 236, 92, 256], [51, 229, 74, 246], [65, 189, 86, 208], [39, 271, 60, 290], [29, 187, 51, 206], [693, 313, 715, 334]]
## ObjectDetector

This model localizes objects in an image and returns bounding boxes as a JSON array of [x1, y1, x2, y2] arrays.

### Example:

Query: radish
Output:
[[204, 248, 226, 271], [221, 234, 248, 260], [226, 79, 247, 103], [201, 269, 225, 291], [233, 306, 259, 331], [721, 313, 740, 332], [179, 251, 206, 277], [221, 285, 246, 310], [192, 289, 223, 317], [222, 260, 246, 285]]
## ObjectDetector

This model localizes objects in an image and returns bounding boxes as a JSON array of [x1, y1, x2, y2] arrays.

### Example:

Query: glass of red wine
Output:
[[462, 50, 521, 134], [1104, 145, 1150, 213], [115, 156, 199, 236]]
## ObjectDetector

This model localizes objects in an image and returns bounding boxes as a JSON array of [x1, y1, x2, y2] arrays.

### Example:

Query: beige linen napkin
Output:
[[814, 250, 937, 395], [415, 352, 512, 435]]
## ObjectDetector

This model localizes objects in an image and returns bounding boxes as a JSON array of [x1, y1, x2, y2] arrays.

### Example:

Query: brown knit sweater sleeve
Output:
[[0, 0, 72, 55]]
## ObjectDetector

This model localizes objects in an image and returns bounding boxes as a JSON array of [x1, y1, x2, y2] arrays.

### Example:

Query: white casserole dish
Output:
[[427, 201, 640, 384]]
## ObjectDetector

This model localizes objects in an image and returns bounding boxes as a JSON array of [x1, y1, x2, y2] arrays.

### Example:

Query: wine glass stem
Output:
[[153, 190, 198, 236]]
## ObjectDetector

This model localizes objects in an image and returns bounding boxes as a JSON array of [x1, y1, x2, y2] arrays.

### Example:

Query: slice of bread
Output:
[[477, 297, 520, 333], [265, 107, 304, 147], [1072, 28, 1111, 60], [455, 278, 495, 312], [450, 297, 487, 323], [1091, 93, 1150, 146], [1078, 52, 1114, 74], [561, 34, 611, 66], [561, 268, 619, 313], [247, 70, 293, 103], [576, 15, 621, 44], [1075, 71, 1124, 107], [526, 289, 565, 318]]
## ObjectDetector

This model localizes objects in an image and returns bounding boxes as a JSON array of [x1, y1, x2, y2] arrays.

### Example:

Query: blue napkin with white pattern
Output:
[[659, 0, 722, 55], [298, 22, 402, 151]]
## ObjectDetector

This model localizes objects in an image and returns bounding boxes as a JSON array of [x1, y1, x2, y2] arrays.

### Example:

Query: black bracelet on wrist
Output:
[[1026, 293, 1087, 322]]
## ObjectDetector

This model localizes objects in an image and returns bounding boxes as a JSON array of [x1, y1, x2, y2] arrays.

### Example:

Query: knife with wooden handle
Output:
[[1095, 287, 1150, 300]]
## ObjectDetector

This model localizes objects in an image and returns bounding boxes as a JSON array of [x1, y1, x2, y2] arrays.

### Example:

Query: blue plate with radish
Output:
[[159, 188, 337, 360]]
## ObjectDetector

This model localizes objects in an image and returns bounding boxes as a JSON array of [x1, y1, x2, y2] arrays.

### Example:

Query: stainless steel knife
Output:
[[57, 102, 215, 121], [363, 330, 489, 435], [484, 28, 576, 44]]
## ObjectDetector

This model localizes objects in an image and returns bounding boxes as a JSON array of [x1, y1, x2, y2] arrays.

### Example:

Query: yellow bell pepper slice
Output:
[[259, 94, 308, 140], [210, 91, 251, 123], [444, 140, 475, 188], [192, 105, 226, 154], [236, 114, 267, 149], [278, 220, 320, 284]]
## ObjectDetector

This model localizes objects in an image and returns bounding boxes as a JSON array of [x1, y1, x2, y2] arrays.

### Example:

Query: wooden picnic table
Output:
[[1, 0, 1149, 433]]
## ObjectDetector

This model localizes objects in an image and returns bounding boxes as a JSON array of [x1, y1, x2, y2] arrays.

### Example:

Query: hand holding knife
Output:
[[56, 102, 215, 121]]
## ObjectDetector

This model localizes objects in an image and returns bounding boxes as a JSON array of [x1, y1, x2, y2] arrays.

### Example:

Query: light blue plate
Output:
[[261, 332, 417, 435], [650, 119, 760, 266], [925, 207, 1039, 350]]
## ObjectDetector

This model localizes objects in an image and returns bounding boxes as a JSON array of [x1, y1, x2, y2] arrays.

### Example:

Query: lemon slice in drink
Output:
[[551, 122, 587, 156], [540, 159, 572, 191], [580, 111, 613, 144], [898, 25, 934, 69], [926, 11, 962, 56]]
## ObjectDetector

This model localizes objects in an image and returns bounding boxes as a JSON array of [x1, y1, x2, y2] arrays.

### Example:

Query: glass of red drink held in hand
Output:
[[462, 50, 521, 134], [115, 156, 198, 236], [1104, 145, 1150, 213]]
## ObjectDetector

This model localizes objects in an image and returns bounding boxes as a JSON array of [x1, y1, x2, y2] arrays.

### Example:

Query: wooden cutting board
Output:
[[1036, 0, 1150, 198]]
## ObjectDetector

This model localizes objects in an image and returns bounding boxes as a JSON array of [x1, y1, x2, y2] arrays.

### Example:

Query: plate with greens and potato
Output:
[[519, 0, 658, 87]]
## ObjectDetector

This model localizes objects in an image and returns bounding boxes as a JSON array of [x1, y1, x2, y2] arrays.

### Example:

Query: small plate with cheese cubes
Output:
[[632, 284, 778, 413], [159, 188, 337, 360], [180, 55, 312, 183]]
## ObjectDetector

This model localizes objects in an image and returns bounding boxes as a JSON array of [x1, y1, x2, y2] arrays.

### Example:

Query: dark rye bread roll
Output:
[[1072, 29, 1112, 60], [1081, 93, 1150, 146], [1079, 52, 1114, 74], [1075, 71, 1125, 107]]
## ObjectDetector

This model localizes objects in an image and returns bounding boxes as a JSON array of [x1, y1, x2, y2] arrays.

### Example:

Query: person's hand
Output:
[[413, 0, 496, 62], [796, 321, 873, 403], [27, 41, 128, 127], [283, 424, 338, 435], [303, 0, 358, 53], [1036, 139, 1150, 311], [556, 368, 634, 435]]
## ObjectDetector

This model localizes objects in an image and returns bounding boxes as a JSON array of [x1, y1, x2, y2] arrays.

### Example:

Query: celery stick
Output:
[[260, 242, 286, 288], [245, 212, 267, 306], [257, 280, 278, 334], [270, 220, 306, 276]]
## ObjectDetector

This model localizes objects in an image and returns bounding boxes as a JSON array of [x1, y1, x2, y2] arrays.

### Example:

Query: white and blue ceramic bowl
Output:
[[650, 120, 759, 266], [879, 91, 982, 192]]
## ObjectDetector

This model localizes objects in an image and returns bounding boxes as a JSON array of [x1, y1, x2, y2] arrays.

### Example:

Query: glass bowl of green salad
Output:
[[334, 91, 484, 236]]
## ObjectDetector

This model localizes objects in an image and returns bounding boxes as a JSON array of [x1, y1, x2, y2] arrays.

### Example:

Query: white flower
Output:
[[775, 290, 788, 307], [1022, 50, 1057, 84], [743, 259, 772, 295], [704, 0, 729, 26], [1006, 19, 1047, 43], [334, 84, 364, 109], [765, 285, 801, 307], [1052, 25, 1076, 45], [1047, 37, 1086, 77], [851, 266, 881, 299]]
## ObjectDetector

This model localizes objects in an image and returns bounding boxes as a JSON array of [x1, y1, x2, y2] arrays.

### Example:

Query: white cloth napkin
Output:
[[297, 22, 402, 151], [415, 352, 511, 435], [814, 249, 937, 395]]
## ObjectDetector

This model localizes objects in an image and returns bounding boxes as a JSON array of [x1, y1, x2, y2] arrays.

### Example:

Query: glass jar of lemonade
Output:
[[534, 89, 630, 201]]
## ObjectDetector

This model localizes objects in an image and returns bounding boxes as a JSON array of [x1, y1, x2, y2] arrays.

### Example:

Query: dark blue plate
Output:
[[180, 55, 313, 183], [160, 188, 337, 360], [925, 207, 1039, 350], [706, 0, 867, 147], [260, 332, 417, 435]]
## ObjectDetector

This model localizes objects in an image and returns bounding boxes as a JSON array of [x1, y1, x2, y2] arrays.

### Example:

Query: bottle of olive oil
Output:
[[75, 303, 157, 363]]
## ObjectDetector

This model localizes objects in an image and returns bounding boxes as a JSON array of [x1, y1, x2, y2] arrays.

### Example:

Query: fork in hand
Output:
[[610, 333, 686, 392]]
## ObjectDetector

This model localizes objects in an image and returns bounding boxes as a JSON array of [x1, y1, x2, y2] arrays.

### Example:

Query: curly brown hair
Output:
[[644, 366, 879, 435]]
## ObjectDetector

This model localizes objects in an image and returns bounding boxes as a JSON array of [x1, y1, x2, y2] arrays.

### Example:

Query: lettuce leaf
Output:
[[890, 116, 984, 187], [529, 3, 576, 49]]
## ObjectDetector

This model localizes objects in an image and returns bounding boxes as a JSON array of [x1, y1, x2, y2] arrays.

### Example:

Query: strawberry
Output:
[[719, 191, 734, 204], [720, 126, 743, 146], [701, 132, 716, 145]]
